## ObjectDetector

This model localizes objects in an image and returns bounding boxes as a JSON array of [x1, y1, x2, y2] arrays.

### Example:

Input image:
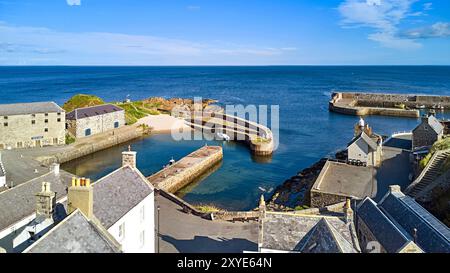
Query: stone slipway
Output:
[[147, 145, 223, 193]]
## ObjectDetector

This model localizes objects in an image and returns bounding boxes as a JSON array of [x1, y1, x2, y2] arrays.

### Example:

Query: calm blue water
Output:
[[1, 66, 450, 210]]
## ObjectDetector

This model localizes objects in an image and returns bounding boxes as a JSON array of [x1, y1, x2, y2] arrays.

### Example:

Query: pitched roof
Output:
[[413, 115, 444, 135], [24, 210, 121, 253], [299, 218, 357, 253], [0, 170, 73, 233], [261, 212, 359, 253], [92, 166, 154, 229], [348, 132, 378, 151], [66, 104, 123, 120], [0, 102, 64, 116], [356, 197, 413, 253], [427, 115, 444, 135], [379, 191, 450, 253]]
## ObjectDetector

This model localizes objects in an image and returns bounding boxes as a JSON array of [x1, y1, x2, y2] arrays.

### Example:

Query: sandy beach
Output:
[[137, 114, 192, 134]]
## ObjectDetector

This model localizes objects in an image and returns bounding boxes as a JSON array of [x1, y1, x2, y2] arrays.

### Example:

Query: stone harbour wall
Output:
[[149, 146, 223, 193]]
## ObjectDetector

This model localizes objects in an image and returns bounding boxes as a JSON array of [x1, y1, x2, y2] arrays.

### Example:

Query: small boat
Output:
[[216, 132, 231, 141], [417, 105, 426, 109], [168, 157, 175, 166]]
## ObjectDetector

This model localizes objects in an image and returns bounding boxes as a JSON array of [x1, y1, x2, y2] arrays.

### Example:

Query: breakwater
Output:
[[328, 92, 450, 118], [185, 112, 274, 156], [147, 145, 223, 193]]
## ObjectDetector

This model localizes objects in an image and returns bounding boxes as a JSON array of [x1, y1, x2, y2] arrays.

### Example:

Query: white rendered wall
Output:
[[107, 192, 155, 253], [348, 138, 369, 163]]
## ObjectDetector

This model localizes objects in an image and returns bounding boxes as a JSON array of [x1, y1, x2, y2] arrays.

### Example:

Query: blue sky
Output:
[[0, 0, 449, 65]]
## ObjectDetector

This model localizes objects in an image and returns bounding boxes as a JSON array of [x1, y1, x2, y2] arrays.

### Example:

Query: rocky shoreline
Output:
[[267, 150, 347, 211]]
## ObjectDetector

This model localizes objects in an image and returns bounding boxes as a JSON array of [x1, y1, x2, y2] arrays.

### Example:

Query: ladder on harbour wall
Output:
[[406, 149, 450, 198]]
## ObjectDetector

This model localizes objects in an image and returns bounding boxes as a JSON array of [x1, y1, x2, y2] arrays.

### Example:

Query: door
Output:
[[114, 121, 119, 128], [85, 128, 92, 136]]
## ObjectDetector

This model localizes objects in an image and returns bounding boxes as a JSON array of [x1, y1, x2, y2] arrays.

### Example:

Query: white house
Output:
[[347, 131, 382, 167], [67, 148, 155, 253]]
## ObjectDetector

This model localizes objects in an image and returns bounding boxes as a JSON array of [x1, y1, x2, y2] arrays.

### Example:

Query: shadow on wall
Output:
[[161, 235, 257, 253]]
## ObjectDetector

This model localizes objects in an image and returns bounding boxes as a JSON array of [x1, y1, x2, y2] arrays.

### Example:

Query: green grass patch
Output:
[[193, 204, 223, 213], [419, 138, 450, 170], [65, 134, 75, 145], [63, 94, 105, 112]]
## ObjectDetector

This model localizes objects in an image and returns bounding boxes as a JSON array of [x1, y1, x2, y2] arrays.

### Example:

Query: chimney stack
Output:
[[50, 163, 60, 175], [68, 177, 93, 219], [122, 145, 137, 168], [343, 198, 354, 224], [389, 185, 402, 194], [35, 182, 56, 219]]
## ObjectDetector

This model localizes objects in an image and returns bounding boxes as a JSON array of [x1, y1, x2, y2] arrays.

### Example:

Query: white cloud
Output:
[[0, 23, 296, 65], [338, 0, 422, 49], [66, 0, 81, 6], [423, 2, 433, 10], [401, 22, 450, 39], [187, 6, 200, 11]]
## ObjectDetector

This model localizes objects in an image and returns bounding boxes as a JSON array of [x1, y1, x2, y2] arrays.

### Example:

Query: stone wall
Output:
[[310, 190, 348, 208], [355, 217, 387, 253], [149, 146, 223, 193], [0, 112, 65, 149], [412, 122, 442, 149], [68, 110, 126, 138], [39, 128, 142, 166]]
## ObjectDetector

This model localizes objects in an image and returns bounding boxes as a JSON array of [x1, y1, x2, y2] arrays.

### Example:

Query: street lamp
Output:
[[157, 205, 160, 253]]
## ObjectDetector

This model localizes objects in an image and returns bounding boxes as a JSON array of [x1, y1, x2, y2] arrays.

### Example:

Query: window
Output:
[[44, 119, 48, 123], [31, 120, 36, 125], [44, 128, 48, 132], [31, 114, 36, 118], [140, 205, 145, 222], [44, 113, 48, 117], [114, 121, 120, 128], [3, 122, 8, 127], [85, 128, 91, 136], [3, 116, 7, 120], [139, 230, 145, 248], [57, 112, 61, 116], [57, 118, 61, 122], [118, 223, 125, 239]]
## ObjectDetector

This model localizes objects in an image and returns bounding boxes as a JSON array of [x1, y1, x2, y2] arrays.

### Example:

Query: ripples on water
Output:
[[2, 66, 450, 210]]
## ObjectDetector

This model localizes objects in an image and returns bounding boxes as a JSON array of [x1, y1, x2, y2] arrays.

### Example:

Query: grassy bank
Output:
[[63, 94, 161, 125]]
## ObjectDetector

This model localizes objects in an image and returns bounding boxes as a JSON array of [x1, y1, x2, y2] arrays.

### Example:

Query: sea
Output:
[[1, 66, 450, 210]]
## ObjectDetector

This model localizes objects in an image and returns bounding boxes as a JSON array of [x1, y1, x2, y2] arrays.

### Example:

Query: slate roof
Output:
[[92, 166, 154, 229], [0, 170, 74, 233], [66, 104, 124, 120], [413, 115, 444, 135], [356, 197, 413, 253], [261, 212, 359, 253], [24, 210, 121, 253], [379, 191, 450, 253], [0, 102, 64, 116], [348, 132, 379, 151]]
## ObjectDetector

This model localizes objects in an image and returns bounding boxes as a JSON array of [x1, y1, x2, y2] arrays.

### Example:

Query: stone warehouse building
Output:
[[0, 102, 65, 149], [66, 104, 125, 138], [412, 114, 444, 150]]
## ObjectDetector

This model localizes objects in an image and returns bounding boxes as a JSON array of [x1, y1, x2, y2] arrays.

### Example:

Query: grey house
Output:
[[66, 104, 125, 138], [356, 185, 450, 253], [412, 114, 444, 150]]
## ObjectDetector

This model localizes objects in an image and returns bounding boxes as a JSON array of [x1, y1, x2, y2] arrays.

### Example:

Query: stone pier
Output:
[[147, 146, 223, 193]]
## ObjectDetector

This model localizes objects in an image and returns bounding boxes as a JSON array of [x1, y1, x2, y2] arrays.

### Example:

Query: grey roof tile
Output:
[[379, 192, 450, 253], [66, 104, 123, 120], [262, 212, 358, 253], [0, 102, 64, 116], [0, 170, 73, 232], [25, 210, 121, 253], [356, 197, 412, 253], [427, 115, 444, 135], [93, 166, 153, 228]]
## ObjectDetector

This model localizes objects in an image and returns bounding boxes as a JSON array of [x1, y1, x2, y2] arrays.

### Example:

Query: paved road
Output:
[[374, 147, 412, 202], [156, 194, 258, 253]]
